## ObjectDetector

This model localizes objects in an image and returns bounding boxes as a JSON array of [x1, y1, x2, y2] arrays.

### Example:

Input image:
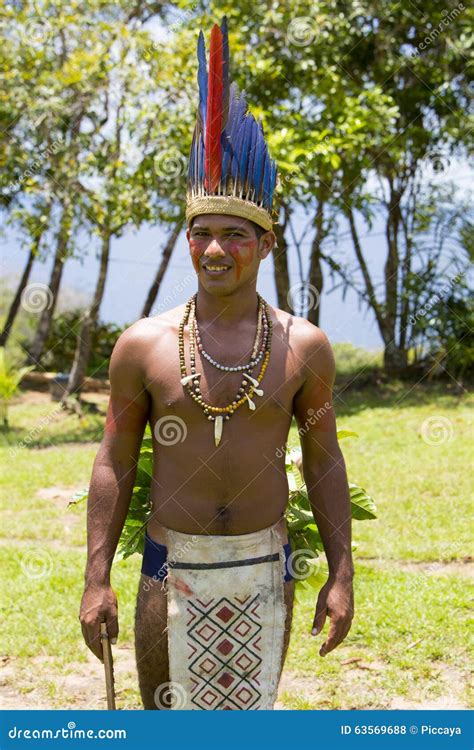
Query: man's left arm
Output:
[[292, 324, 354, 657]]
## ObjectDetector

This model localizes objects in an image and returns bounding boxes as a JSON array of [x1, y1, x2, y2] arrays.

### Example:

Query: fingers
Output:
[[320, 616, 352, 656], [79, 590, 118, 660], [105, 610, 119, 645], [81, 618, 104, 662], [311, 589, 328, 636]]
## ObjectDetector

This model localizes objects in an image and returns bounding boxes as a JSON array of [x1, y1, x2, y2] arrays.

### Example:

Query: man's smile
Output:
[[202, 263, 232, 276]]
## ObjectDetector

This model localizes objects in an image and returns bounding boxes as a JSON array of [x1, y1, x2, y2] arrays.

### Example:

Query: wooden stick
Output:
[[100, 622, 116, 710]]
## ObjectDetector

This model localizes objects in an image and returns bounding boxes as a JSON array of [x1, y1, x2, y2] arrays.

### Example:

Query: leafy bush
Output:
[[37, 311, 124, 377], [421, 293, 474, 380], [0, 346, 35, 428]]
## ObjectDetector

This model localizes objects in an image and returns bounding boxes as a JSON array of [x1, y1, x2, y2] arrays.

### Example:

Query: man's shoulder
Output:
[[270, 305, 331, 350], [114, 304, 187, 346]]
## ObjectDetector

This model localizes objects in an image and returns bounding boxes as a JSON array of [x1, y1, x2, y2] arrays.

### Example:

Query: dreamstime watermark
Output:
[[409, 270, 465, 327], [153, 148, 186, 180], [153, 415, 187, 445], [151, 274, 194, 316], [287, 282, 320, 314], [286, 548, 322, 580], [20, 549, 53, 580], [8, 722, 126, 740], [154, 681, 187, 709], [276, 403, 331, 458], [7, 135, 64, 194], [20, 282, 54, 314], [420, 416, 453, 445], [9, 402, 66, 459], [19, 16, 53, 47], [408, 3, 465, 58], [286, 17, 317, 47]]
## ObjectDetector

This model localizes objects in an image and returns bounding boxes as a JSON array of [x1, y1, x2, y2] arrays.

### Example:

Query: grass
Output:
[[0, 384, 472, 709]]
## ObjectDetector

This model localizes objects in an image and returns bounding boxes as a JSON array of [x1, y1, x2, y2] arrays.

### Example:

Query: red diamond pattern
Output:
[[187, 594, 263, 709], [217, 672, 234, 688], [216, 638, 233, 656], [216, 605, 234, 623]]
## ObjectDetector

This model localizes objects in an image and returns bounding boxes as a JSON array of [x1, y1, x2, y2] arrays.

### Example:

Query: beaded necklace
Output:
[[179, 293, 272, 446]]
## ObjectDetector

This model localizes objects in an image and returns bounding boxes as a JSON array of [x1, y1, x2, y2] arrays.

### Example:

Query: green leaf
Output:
[[337, 430, 359, 440], [349, 482, 378, 519]]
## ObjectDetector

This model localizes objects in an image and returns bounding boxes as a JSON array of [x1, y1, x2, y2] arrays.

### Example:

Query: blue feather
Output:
[[262, 151, 271, 208], [231, 115, 246, 182], [198, 132, 205, 190], [245, 116, 257, 195], [220, 131, 232, 190], [253, 120, 265, 203], [188, 128, 196, 188], [269, 160, 277, 207], [197, 31, 207, 136], [221, 17, 229, 127], [239, 116, 252, 185]]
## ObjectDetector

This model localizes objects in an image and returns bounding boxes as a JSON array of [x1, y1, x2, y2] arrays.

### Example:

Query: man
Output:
[[79, 18, 354, 710]]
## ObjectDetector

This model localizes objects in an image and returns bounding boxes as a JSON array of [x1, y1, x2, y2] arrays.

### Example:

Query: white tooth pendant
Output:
[[253, 387, 264, 396], [214, 415, 224, 446], [181, 373, 201, 386], [245, 393, 256, 411], [243, 373, 259, 387]]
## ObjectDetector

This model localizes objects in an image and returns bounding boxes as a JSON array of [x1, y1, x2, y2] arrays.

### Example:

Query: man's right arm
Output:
[[79, 326, 151, 660]]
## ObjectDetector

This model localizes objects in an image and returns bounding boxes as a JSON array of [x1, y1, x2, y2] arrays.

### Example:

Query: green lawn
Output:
[[0, 384, 472, 709]]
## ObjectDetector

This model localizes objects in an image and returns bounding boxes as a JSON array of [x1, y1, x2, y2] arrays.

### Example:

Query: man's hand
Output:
[[79, 584, 118, 661], [312, 576, 354, 656]]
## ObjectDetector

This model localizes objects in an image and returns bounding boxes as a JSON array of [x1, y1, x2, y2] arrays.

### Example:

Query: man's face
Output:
[[186, 214, 274, 293]]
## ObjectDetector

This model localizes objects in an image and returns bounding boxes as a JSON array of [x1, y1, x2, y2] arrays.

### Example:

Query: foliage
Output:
[[37, 311, 124, 377], [418, 289, 474, 379], [0, 346, 35, 428]]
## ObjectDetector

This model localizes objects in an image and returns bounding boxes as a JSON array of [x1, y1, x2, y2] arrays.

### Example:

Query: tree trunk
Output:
[[65, 228, 111, 399], [383, 341, 408, 371], [1, 203, 52, 347], [272, 221, 291, 312], [1, 247, 36, 348], [383, 184, 401, 353], [141, 218, 183, 318], [307, 199, 325, 326], [25, 203, 72, 367]]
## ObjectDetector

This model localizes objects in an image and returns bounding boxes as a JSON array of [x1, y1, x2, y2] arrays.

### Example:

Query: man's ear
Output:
[[259, 231, 276, 260]]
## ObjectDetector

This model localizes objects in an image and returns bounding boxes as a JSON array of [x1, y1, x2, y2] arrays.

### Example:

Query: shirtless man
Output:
[[79, 212, 355, 709]]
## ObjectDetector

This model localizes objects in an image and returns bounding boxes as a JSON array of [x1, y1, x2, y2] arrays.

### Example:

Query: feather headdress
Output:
[[186, 17, 278, 231]]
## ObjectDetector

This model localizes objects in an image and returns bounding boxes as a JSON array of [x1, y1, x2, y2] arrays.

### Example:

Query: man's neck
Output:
[[195, 286, 259, 330]]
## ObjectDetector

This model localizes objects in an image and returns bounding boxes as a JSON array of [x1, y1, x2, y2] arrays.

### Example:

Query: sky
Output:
[[3, 211, 385, 350]]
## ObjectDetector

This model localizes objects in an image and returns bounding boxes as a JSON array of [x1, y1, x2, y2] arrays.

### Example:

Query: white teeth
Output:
[[206, 266, 228, 271]]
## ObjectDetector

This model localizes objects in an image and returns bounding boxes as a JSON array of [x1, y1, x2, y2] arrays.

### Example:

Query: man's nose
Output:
[[204, 238, 225, 256]]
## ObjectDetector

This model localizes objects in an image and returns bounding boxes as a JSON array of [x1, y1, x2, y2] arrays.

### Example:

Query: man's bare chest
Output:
[[142, 326, 305, 424]]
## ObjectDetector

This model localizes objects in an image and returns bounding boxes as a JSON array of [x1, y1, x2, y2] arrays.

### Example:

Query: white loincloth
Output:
[[165, 520, 287, 710]]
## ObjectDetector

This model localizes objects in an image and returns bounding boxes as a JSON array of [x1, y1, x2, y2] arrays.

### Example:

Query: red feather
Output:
[[205, 24, 223, 192]]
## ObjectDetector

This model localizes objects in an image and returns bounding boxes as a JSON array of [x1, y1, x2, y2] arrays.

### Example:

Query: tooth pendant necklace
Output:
[[179, 292, 272, 447]]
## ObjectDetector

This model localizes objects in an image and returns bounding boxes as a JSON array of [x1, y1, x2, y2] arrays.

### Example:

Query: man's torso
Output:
[[138, 303, 308, 537]]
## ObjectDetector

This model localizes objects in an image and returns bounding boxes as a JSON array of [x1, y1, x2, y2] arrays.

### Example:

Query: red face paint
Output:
[[227, 238, 258, 281], [189, 239, 205, 273]]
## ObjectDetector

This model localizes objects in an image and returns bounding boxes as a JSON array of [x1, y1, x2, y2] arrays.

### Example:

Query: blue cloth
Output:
[[141, 532, 294, 582]]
